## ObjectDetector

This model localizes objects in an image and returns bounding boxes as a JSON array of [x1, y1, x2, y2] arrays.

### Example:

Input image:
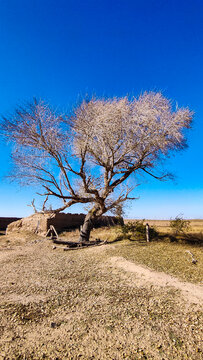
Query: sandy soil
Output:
[[0, 234, 202, 359], [109, 256, 203, 304]]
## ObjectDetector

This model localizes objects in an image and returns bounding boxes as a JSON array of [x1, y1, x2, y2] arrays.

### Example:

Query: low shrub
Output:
[[121, 220, 158, 241], [170, 215, 191, 236]]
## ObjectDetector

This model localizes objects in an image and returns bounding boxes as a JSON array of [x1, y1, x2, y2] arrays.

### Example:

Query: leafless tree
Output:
[[1, 93, 193, 242]]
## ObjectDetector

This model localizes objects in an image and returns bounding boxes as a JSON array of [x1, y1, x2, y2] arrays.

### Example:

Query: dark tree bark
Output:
[[78, 207, 101, 242]]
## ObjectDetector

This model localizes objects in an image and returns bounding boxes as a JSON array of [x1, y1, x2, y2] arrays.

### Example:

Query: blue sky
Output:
[[0, 0, 203, 219]]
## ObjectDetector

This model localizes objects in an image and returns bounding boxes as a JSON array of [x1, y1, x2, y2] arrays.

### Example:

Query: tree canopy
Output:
[[1, 92, 193, 241]]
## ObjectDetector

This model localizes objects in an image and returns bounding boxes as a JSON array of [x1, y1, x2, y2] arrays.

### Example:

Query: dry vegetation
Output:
[[0, 223, 202, 359], [126, 219, 203, 234]]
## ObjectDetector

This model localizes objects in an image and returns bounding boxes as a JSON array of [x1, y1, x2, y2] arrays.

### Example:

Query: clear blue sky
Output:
[[0, 0, 203, 219]]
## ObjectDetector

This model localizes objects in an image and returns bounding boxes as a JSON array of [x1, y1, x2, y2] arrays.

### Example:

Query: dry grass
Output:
[[125, 219, 203, 234], [106, 240, 203, 283], [91, 225, 203, 283], [0, 228, 202, 359]]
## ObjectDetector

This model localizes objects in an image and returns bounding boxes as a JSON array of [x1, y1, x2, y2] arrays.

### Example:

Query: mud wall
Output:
[[47, 213, 85, 231], [4, 213, 123, 235], [94, 215, 123, 228], [0, 217, 21, 230], [47, 213, 123, 233]]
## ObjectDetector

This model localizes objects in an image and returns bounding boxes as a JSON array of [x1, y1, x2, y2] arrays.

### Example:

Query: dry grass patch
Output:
[[91, 228, 203, 283], [125, 219, 203, 234], [105, 240, 203, 283], [0, 229, 202, 359], [91, 225, 203, 283]]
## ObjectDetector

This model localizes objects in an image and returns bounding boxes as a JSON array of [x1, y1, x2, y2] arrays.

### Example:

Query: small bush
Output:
[[121, 220, 158, 241], [170, 215, 191, 236]]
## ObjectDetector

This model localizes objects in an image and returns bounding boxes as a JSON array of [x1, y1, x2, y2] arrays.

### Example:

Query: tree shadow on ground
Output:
[[108, 235, 149, 246], [155, 233, 203, 247], [182, 233, 203, 246], [107, 235, 125, 244]]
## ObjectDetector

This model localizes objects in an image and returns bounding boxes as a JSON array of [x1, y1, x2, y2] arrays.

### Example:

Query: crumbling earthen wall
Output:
[[47, 213, 85, 231], [6, 212, 123, 235], [6, 213, 52, 236], [0, 217, 21, 230], [48, 213, 123, 232], [94, 215, 123, 228]]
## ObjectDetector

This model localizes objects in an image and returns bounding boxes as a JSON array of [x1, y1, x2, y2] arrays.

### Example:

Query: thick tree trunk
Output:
[[78, 208, 99, 242]]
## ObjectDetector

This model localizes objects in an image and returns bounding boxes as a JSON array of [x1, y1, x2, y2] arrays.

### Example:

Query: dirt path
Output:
[[0, 238, 202, 359], [109, 256, 203, 304]]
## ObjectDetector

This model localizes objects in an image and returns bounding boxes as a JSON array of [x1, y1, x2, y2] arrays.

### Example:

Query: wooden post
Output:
[[46, 225, 58, 239], [146, 223, 150, 242]]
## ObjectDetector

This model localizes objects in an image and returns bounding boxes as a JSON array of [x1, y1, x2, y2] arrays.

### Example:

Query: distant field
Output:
[[125, 219, 203, 233]]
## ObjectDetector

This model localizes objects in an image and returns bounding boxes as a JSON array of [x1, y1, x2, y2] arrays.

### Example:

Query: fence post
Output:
[[146, 223, 150, 242]]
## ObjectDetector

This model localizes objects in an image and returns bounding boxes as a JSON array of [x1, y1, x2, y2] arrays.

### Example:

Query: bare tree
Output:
[[1, 93, 193, 242]]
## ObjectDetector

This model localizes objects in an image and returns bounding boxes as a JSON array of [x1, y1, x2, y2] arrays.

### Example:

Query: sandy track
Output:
[[109, 256, 203, 304]]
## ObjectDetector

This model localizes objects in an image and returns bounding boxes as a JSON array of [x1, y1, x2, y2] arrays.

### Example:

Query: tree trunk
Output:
[[78, 211, 96, 242]]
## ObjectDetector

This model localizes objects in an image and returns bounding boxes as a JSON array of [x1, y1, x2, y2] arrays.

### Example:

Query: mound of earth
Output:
[[6, 213, 55, 236]]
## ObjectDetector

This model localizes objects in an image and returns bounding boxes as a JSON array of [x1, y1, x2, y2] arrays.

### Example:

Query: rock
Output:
[[50, 322, 57, 329]]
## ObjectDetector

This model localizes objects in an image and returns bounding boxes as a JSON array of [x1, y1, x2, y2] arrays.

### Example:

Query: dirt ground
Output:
[[0, 233, 202, 359]]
